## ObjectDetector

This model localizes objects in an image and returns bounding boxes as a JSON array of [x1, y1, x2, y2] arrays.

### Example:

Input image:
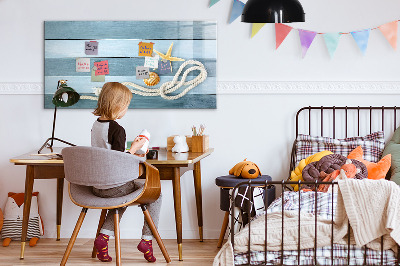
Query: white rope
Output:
[[84, 60, 207, 101], [80, 95, 99, 101]]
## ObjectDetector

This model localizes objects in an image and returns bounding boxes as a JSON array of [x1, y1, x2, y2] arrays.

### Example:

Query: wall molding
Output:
[[0, 83, 43, 94], [217, 81, 400, 94], [1, 81, 400, 95]]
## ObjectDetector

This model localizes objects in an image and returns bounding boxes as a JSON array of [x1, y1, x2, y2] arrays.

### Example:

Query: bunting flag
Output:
[[323, 33, 341, 58], [229, 0, 245, 24], [298, 29, 317, 58], [208, 2, 400, 58], [351, 29, 370, 55], [209, 0, 220, 7], [251, 23, 266, 38], [275, 23, 293, 49], [378, 21, 398, 50]]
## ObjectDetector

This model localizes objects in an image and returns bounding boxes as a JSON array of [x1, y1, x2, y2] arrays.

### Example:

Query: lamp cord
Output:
[[80, 60, 207, 101]]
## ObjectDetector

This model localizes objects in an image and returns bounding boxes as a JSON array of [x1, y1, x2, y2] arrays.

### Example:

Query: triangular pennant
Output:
[[323, 33, 341, 58], [298, 29, 317, 58], [251, 23, 266, 38], [378, 21, 398, 50], [351, 29, 370, 55], [275, 23, 293, 49], [209, 0, 220, 7], [229, 0, 245, 24]]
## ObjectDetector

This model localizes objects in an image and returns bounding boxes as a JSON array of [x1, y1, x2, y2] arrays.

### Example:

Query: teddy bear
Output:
[[229, 159, 261, 179], [172, 135, 189, 153], [1, 192, 44, 247]]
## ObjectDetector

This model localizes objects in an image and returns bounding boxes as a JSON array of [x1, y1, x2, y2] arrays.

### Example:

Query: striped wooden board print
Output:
[[44, 21, 217, 109]]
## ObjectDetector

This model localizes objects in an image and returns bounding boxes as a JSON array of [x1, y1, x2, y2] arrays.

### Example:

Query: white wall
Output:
[[1, 0, 400, 239]]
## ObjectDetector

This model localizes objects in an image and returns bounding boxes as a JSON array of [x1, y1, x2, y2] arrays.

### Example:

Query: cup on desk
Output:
[[146, 150, 158, 160]]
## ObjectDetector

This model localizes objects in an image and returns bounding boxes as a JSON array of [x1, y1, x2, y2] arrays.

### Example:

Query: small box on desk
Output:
[[191, 135, 209, 153]]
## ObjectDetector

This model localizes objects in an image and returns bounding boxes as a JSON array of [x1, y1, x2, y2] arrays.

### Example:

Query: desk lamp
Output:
[[242, 0, 305, 23], [38, 80, 80, 154]]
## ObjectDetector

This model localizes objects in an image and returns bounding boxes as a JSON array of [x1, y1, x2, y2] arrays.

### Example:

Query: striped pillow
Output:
[[294, 131, 385, 167]]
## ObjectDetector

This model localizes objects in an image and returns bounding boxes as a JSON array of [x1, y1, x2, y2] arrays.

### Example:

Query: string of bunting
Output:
[[209, 0, 399, 58]]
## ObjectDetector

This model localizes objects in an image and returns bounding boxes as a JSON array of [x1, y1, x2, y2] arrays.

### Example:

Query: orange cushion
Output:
[[347, 146, 391, 180]]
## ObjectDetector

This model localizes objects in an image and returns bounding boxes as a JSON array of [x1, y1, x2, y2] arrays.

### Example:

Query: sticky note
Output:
[[158, 60, 172, 74], [91, 67, 105, 82], [76, 58, 91, 72], [144, 56, 159, 69], [85, 41, 98, 55], [136, 66, 150, 79], [94, 60, 109, 76], [138, 42, 154, 57]]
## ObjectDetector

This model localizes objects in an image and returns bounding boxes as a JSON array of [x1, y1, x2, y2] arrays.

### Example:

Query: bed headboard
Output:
[[290, 106, 400, 178]]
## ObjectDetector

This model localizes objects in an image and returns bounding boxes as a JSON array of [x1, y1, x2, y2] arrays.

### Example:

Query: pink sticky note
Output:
[[94, 60, 109, 76]]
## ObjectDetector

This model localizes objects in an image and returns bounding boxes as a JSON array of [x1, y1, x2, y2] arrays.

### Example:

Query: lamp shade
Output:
[[52, 82, 80, 107], [241, 0, 305, 23]]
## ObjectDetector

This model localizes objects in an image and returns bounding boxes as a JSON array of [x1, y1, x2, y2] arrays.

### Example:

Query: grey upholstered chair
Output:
[[60, 146, 171, 265]]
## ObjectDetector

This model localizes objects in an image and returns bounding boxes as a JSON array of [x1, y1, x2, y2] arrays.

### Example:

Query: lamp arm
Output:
[[50, 105, 57, 148]]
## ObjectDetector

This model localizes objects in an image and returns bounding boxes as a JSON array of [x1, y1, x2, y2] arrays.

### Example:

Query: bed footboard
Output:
[[230, 180, 400, 266]]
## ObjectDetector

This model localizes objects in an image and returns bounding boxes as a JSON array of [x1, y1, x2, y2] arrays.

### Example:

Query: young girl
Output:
[[91, 82, 162, 263]]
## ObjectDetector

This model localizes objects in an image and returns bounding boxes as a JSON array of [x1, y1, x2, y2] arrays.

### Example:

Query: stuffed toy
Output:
[[229, 159, 261, 179], [289, 150, 333, 191], [172, 135, 189, 153], [1, 192, 44, 247], [348, 146, 391, 180]]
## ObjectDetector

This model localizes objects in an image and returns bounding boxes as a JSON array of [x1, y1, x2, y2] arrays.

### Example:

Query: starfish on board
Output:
[[153, 42, 185, 62]]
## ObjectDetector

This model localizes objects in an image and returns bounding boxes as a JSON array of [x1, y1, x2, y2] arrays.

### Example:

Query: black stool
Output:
[[215, 175, 275, 248]]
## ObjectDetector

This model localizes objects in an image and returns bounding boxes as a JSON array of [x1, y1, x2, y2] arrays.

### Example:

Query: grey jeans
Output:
[[92, 179, 162, 240]]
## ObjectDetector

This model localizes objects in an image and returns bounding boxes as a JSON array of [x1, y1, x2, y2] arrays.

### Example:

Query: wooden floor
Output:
[[0, 239, 222, 265]]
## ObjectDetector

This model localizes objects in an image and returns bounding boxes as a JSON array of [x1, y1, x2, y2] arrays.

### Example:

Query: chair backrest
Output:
[[62, 146, 145, 188]]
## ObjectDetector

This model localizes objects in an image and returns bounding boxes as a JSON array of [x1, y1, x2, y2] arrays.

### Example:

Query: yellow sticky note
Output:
[[138, 42, 154, 57]]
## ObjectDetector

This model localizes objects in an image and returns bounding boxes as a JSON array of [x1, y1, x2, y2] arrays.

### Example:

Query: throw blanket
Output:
[[335, 178, 399, 251], [214, 179, 400, 266]]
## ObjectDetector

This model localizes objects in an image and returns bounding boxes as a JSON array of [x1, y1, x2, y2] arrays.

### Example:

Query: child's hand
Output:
[[128, 137, 147, 154]]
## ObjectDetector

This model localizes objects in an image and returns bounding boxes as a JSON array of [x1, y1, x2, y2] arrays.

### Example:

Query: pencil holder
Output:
[[191, 135, 209, 153]]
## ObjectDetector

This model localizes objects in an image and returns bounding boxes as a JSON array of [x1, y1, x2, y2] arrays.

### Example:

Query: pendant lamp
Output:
[[38, 80, 80, 154], [241, 0, 305, 23]]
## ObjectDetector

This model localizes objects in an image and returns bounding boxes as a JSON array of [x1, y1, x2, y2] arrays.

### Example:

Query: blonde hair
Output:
[[93, 82, 132, 120]]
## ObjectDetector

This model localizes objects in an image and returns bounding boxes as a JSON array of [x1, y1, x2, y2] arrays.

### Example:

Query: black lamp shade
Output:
[[242, 0, 305, 23], [52, 84, 80, 107]]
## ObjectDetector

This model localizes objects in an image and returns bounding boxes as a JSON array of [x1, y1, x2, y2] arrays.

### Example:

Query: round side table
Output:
[[215, 175, 275, 248]]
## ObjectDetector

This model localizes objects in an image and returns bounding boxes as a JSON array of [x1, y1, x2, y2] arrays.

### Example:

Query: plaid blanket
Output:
[[234, 244, 397, 265], [234, 191, 397, 265]]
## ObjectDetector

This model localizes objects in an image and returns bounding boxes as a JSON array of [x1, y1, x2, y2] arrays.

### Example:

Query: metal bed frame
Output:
[[230, 106, 400, 266]]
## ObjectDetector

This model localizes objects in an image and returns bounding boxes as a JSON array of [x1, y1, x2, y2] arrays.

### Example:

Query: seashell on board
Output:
[[144, 72, 160, 86]]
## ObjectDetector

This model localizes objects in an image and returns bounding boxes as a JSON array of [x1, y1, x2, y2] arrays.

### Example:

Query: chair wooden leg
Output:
[[114, 210, 121, 266], [60, 208, 88, 266], [217, 211, 230, 248], [141, 205, 171, 263], [91, 209, 108, 258]]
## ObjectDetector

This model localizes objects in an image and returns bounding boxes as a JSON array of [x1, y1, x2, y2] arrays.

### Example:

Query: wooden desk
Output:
[[10, 147, 213, 261]]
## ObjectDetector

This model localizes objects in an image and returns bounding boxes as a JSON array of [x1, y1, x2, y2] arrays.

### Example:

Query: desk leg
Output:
[[20, 165, 35, 259], [56, 178, 64, 241], [193, 161, 203, 242], [172, 167, 183, 261]]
